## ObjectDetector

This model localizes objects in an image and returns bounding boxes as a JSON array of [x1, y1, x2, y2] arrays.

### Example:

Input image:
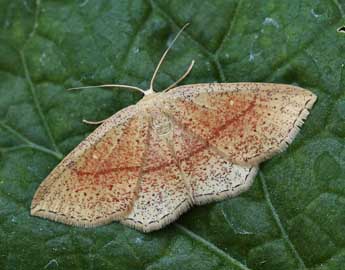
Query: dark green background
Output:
[[1, 0, 345, 269]]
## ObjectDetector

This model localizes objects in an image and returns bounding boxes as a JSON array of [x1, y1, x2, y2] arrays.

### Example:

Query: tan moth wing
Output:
[[121, 82, 316, 232], [31, 82, 316, 232], [121, 107, 258, 232], [31, 105, 150, 226], [161, 82, 317, 165]]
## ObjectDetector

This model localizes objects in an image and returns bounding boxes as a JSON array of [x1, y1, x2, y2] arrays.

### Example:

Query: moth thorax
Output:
[[139, 92, 162, 103], [152, 115, 172, 136]]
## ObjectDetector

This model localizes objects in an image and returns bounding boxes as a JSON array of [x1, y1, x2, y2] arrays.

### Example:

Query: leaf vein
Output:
[[148, 0, 226, 82], [215, 0, 243, 55], [0, 121, 63, 160], [19, 51, 62, 156], [259, 172, 307, 269], [174, 223, 252, 270]]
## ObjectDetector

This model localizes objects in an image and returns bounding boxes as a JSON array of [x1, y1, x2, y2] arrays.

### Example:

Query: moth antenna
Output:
[[67, 84, 146, 95], [149, 23, 190, 92], [162, 59, 195, 92]]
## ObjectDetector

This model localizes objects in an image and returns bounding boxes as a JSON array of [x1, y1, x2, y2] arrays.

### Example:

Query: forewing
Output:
[[162, 83, 317, 165], [31, 106, 150, 226]]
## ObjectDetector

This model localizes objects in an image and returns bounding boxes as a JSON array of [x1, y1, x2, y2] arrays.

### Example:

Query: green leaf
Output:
[[0, 0, 344, 269]]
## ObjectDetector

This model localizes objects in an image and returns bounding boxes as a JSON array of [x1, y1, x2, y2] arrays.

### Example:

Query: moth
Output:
[[31, 24, 317, 232]]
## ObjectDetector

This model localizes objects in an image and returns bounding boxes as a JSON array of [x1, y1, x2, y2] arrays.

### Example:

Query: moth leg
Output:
[[82, 117, 110, 125]]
